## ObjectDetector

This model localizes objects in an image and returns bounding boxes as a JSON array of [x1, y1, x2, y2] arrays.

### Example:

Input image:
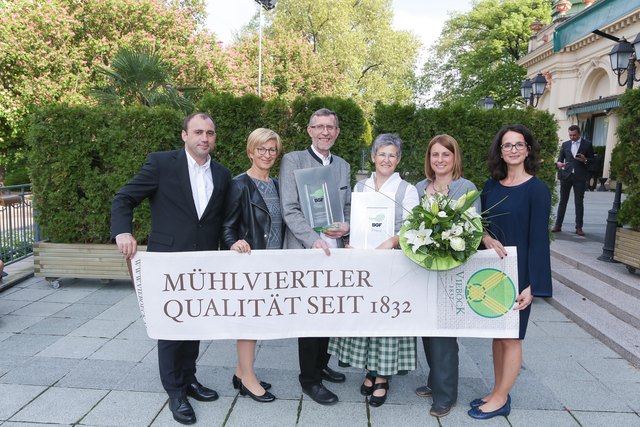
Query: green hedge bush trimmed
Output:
[[27, 96, 558, 244], [196, 94, 368, 180], [28, 105, 183, 243], [611, 89, 640, 230], [27, 94, 368, 243], [373, 103, 559, 192]]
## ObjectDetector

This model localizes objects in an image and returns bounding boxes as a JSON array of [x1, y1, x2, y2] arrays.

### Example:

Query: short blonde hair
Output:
[[246, 128, 282, 158], [424, 134, 464, 180]]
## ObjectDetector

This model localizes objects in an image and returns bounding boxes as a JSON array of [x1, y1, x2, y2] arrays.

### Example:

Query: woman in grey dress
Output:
[[223, 128, 284, 403]]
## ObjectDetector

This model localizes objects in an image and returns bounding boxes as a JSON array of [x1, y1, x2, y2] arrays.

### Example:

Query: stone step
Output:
[[551, 257, 640, 330], [550, 247, 640, 299], [547, 278, 640, 368]]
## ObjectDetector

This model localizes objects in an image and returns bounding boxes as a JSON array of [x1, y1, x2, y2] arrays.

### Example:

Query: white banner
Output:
[[132, 248, 519, 340]]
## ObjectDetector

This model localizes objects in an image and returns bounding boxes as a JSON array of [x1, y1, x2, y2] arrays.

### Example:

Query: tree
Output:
[[266, 0, 421, 114], [220, 29, 344, 102], [417, 0, 551, 108], [91, 48, 195, 113], [0, 0, 220, 182]]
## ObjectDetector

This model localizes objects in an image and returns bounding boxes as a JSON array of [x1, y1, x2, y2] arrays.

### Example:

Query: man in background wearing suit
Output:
[[111, 112, 231, 425], [552, 125, 594, 236], [279, 108, 351, 405]]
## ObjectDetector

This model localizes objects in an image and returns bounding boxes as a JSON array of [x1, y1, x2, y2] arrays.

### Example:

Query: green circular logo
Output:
[[465, 268, 516, 318]]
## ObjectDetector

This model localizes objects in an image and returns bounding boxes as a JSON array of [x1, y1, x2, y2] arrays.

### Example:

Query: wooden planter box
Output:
[[33, 242, 146, 288], [614, 228, 640, 274]]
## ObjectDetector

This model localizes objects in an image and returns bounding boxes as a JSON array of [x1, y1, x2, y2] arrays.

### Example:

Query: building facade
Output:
[[519, 0, 640, 180]]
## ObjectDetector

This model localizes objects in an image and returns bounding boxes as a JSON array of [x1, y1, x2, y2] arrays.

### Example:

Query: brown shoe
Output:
[[576, 228, 585, 236], [552, 226, 561, 232]]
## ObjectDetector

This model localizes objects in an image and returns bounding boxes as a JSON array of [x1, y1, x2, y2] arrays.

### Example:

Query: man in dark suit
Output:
[[552, 125, 594, 236], [111, 112, 231, 425], [279, 108, 350, 405]]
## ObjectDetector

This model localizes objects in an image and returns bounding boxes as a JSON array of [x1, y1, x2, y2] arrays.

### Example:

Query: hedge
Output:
[[611, 89, 640, 230], [372, 103, 559, 193], [27, 95, 368, 243], [27, 96, 558, 244], [27, 106, 183, 243]]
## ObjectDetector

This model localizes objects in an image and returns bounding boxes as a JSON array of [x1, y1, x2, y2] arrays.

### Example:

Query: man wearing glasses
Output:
[[279, 108, 351, 405], [552, 125, 594, 236]]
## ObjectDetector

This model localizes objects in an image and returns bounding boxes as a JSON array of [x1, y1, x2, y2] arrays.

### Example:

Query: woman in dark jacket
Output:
[[223, 128, 284, 403]]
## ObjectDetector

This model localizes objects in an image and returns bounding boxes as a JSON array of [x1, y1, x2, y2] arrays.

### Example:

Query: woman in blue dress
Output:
[[469, 124, 552, 420]]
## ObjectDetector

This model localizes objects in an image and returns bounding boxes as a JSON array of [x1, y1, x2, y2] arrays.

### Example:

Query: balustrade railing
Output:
[[0, 184, 38, 265]]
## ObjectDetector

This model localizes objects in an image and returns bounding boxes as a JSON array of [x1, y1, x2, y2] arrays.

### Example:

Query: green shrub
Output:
[[373, 104, 559, 194], [28, 97, 559, 244], [27, 105, 183, 243], [612, 89, 640, 230], [27, 95, 369, 243]]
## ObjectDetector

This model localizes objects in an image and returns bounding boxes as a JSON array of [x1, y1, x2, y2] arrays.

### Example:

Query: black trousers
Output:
[[158, 339, 200, 398], [422, 337, 459, 407], [555, 174, 586, 228], [298, 337, 330, 387]]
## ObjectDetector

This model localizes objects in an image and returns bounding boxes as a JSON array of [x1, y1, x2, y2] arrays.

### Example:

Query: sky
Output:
[[204, 0, 474, 58]]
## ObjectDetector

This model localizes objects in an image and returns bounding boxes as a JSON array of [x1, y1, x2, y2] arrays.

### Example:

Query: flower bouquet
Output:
[[399, 190, 484, 271]]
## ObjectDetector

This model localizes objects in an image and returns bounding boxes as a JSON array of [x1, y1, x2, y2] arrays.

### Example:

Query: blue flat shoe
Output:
[[470, 394, 510, 408], [467, 399, 511, 419], [469, 398, 485, 408]]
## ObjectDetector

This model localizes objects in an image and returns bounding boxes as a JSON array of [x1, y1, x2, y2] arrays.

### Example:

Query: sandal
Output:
[[360, 372, 376, 396], [368, 381, 389, 407]]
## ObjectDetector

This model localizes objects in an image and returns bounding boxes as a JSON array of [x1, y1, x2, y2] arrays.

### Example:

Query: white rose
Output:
[[450, 236, 466, 251]]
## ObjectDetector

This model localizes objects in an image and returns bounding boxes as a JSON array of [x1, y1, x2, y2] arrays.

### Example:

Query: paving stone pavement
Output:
[[0, 188, 638, 426]]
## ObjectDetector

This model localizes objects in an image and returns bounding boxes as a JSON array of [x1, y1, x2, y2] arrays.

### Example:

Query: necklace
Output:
[[430, 181, 449, 194]]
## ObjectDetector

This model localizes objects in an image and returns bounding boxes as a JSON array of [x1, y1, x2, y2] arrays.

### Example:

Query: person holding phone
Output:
[[552, 125, 594, 236]]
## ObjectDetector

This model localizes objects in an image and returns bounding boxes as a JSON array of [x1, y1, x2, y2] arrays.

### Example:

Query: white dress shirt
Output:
[[186, 152, 213, 219]]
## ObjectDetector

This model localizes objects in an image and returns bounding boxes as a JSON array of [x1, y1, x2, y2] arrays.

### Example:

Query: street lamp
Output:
[[520, 73, 547, 107], [599, 34, 640, 262], [255, 0, 277, 97], [479, 96, 495, 110], [608, 36, 640, 89]]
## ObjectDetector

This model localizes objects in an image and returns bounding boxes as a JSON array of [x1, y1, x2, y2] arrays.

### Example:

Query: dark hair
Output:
[[487, 124, 541, 180], [568, 124, 581, 134], [183, 112, 215, 131], [308, 108, 340, 128]]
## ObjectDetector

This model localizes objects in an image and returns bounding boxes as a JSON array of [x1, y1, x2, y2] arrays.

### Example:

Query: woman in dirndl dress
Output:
[[328, 133, 419, 407]]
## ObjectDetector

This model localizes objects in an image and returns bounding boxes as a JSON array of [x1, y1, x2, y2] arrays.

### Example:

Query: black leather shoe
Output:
[[368, 381, 389, 407], [360, 372, 376, 396], [415, 385, 432, 398], [186, 381, 219, 402], [240, 383, 276, 403], [321, 367, 346, 383], [301, 383, 339, 405], [168, 397, 196, 425], [232, 374, 271, 390], [430, 403, 453, 417]]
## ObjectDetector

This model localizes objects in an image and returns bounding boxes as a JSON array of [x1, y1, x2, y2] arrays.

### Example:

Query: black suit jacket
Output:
[[111, 149, 231, 252], [557, 138, 594, 181]]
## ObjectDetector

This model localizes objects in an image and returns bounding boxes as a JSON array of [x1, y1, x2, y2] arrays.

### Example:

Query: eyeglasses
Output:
[[501, 142, 527, 152], [255, 147, 278, 155], [309, 125, 337, 132], [375, 153, 398, 160]]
